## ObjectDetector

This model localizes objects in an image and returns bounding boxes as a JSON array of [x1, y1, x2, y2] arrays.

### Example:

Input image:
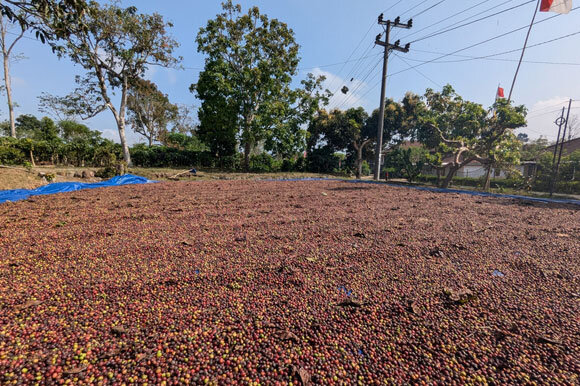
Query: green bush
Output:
[[0, 137, 27, 165], [249, 153, 280, 173], [95, 166, 118, 179], [281, 158, 295, 172], [130, 144, 213, 168], [361, 160, 371, 176], [307, 146, 341, 174], [414, 174, 580, 195]]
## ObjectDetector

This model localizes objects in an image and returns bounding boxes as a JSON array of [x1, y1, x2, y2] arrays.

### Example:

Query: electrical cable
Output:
[[393, 52, 442, 87], [411, 0, 448, 19], [403, 0, 495, 39], [386, 8, 576, 79], [408, 0, 535, 44], [410, 30, 580, 64]]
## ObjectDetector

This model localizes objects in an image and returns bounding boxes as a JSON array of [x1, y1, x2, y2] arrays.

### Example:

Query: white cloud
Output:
[[310, 68, 370, 111], [522, 97, 575, 141]]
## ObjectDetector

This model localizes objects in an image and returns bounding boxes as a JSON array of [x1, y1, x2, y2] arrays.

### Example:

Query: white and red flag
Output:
[[540, 0, 573, 14], [497, 86, 505, 99]]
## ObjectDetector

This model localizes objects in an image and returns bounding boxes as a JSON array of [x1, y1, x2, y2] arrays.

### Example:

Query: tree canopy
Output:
[[193, 1, 306, 169], [416, 85, 527, 188], [46, 1, 180, 165], [127, 78, 178, 147]]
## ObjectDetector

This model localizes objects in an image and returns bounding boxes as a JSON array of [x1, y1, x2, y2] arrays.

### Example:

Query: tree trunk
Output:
[[441, 165, 459, 189], [2, 43, 15, 137], [117, 77, 132, 166], [483, 164, 492, 191], [29, 149, 35, 167], [356, 146, 363, 179], [244, 141, 251, 172], [148, 135, 153, 147]]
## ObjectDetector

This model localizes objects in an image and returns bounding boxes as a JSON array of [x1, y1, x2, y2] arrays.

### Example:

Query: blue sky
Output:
[[4, 0, 580, 144]]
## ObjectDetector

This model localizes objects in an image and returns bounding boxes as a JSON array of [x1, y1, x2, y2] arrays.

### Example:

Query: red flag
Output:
[[540, 0, 572, 14], [497, 87, 505, 99]]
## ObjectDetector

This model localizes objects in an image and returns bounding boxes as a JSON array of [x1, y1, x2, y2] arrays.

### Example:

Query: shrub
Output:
[[307, 147, 341, 174], [414, 174, 580, 195], [249, 153, 278, 173], [95, 166, 118, 179], [0, 139, 26, 165], [130, 144, 212, 168], [281, 158, 295, 172], [361, 160, 371, 176]]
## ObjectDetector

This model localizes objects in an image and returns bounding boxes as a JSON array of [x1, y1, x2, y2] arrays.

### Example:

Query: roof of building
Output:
[[544, 137, 580, 156]]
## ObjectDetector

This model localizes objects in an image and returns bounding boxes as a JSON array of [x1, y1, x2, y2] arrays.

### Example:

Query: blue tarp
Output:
[[0, 174, 156, 204]]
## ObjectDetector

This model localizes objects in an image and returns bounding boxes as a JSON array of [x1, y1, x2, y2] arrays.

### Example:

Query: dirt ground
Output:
[[0, 180, 578, 384], [0, 166, 337, 191]]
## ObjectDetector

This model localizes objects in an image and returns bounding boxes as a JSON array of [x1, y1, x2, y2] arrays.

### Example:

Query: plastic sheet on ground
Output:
[[0, 174, 156, 204]]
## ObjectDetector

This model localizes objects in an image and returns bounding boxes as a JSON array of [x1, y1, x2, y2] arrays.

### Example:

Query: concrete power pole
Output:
[[373, 15, 412, 180]]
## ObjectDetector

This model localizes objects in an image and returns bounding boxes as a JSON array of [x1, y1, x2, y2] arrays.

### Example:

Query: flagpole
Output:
[[507, 0, 541, 102]]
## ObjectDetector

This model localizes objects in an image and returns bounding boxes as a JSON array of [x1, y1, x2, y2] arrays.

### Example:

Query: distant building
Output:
[[543, 137, 580, 157]]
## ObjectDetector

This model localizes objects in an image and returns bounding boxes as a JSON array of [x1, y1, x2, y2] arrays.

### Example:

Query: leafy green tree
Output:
[[192, 59, 238, 160], [521, 136, 549, 161], [46, 2, 180, 166], [127, 78, 178, 147], [264, 73, 331, 159], [14, 114, 41, 138], [58, 120, 98, 143], [164, 132, 207, 152], [517, 132, 529, 143], [308, 108, 370, 179], [416, 85, 526, 189], [170, 104, 197, 136], [33, 116, 59, 142], [193, 1, 300, 170], [384, 146, 429, 182]]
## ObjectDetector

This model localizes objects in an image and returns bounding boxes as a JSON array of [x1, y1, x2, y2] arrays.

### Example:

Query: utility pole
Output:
[[373, 15, 412, 180], [554, 98, 573, 187], [549, 108, 566, 196]]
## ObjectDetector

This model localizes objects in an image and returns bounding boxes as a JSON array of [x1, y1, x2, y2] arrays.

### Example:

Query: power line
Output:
[[409, 0, 536, 44], [334, 56, 383, 110], [296, 52, 382, 71], [393, 52, 442, 88], [412, 30, 580, 64], [527, 106, 580, 119], [387, 8, 576, 79], [383, 0, 406, 13], [403, 0, 496, 40], [412, 0, 448, 19], [325, 21, 377, 94], [398, 0, 433, 19]]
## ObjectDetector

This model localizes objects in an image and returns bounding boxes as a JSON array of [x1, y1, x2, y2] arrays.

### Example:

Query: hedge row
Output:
[[414, 174, 580, 195]]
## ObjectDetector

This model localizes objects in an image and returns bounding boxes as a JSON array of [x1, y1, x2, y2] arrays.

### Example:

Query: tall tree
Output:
[[192, 59, 238, 160], [309, 108, 371, 179], [264, 73, 331, 158], [194, 1, 300, 170], [171, 104, 197, 136], [0, 15, 27, 137], [47, 2, 179, 165], [417, 85, 526, 189], [127, 79, 178, 147]]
